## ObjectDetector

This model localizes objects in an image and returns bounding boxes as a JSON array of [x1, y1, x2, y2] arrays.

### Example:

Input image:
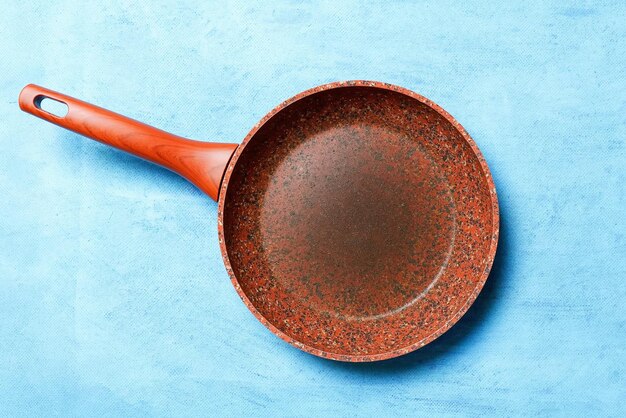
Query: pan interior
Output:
[[222, 86, 493, 356], [224, 86, 457, 316]]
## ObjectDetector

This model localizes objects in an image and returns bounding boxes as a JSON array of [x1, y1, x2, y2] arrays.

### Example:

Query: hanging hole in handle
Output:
[[34, 95, 69, 117]]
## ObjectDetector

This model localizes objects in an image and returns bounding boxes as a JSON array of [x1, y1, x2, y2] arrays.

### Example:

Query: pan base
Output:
[[257, 122, 456, 319]]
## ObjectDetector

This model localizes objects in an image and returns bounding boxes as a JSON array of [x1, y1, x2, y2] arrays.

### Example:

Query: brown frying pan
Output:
[[19, 81, 498, 362]]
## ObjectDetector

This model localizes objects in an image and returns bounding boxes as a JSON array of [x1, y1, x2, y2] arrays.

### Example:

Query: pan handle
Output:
[[19, 84, 237, 201]]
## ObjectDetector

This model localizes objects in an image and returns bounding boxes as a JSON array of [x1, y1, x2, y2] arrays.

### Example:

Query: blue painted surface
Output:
[[1, 1, 624, 416]]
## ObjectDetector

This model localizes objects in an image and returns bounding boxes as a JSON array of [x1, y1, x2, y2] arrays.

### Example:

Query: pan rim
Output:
[[217, 80, 499, 362]]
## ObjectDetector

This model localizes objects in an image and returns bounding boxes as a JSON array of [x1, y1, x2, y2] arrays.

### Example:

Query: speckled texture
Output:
[[219, 81, 498, 361]]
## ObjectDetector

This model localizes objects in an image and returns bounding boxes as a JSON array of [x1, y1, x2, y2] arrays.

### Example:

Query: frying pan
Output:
[[19, 81, 498, 362]]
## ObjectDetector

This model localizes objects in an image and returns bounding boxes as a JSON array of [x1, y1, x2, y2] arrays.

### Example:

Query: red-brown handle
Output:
[[19, 84, 237, 201]]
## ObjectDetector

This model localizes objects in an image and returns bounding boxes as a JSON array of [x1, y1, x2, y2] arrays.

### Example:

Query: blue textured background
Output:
[[1, 1, 624, 416]]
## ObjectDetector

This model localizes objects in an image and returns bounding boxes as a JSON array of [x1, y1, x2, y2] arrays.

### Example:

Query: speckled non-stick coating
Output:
[[218, 81, 499, 362]]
